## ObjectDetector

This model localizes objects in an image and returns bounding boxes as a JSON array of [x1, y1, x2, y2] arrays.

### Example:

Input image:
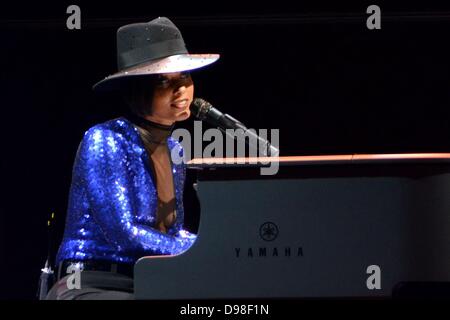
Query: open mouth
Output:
[[171, 99, 189, 109]]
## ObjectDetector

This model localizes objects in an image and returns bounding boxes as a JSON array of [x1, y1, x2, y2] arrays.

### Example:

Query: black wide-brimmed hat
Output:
[[92, 17, 220, 91]]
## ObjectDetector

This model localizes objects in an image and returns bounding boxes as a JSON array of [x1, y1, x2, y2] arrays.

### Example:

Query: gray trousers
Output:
[[45, 271, 134, 300]]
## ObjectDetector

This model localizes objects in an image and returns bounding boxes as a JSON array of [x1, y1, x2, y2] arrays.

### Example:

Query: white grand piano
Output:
[[134, 153, 450, 299]]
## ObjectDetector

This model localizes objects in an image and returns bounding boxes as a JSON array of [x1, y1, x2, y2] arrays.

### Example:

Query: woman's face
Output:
[[146, 71, 194, 125]]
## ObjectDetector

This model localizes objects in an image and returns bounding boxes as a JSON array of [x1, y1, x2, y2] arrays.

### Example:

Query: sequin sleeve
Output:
[[79, 126, 196, 256]]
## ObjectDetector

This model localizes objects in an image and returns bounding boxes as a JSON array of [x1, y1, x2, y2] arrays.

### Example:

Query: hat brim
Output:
[[92, 53, 220, 92]]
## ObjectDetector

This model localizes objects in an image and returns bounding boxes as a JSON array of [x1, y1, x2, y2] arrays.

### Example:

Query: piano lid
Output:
[[187, 153, 450, 169]]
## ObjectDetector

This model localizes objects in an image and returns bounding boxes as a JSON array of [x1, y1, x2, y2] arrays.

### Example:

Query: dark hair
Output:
[[120, 76, 157, 117]]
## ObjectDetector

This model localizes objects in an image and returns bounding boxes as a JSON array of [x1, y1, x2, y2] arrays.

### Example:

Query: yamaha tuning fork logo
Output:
[[234, 222, 304, 258], [259, 222, 279, 241]]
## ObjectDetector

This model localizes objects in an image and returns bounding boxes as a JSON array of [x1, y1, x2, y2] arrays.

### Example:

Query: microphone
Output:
[[190, 98, 246, 131], [190, 98, 279, 157]]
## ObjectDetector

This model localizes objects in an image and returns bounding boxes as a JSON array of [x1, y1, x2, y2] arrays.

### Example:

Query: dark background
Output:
[[1, 1, 450, 299]]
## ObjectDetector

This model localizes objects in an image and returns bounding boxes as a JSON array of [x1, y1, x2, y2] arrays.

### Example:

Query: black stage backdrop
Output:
[[1, 1, 450, 299]]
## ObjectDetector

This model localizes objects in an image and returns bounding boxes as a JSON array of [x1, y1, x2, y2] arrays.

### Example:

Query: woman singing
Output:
[[45, 16, 219, 300]]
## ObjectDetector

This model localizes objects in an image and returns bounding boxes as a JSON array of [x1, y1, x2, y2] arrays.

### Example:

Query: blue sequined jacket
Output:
[[56, 117, 196, 265]]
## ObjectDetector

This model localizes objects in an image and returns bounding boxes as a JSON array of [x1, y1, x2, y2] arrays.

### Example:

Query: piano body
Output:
[[135, 154, 450, 299]]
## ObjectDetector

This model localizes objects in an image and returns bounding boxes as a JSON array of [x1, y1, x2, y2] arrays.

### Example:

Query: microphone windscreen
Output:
[[190, 98, 211, 120]]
